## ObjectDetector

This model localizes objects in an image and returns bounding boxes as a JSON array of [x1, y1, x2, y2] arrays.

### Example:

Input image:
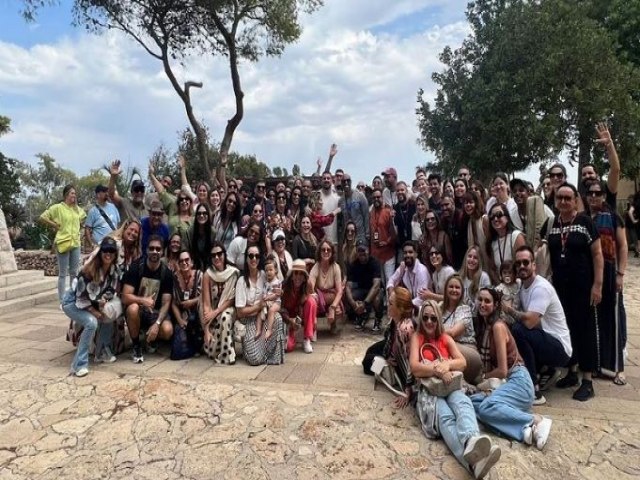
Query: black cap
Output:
[[131, 180, 145, 192], [99, 236, 118, 252], [95, 184, 108, 194], [356, 239, 368, 251], [509, 178, 527, 191]]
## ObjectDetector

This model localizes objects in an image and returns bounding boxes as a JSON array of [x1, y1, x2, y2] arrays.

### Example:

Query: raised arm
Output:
[[323, 143, 338, 174], [148, 161, 165, 194], [179, 155, 196, 201], [596, 123, 620, 195], [108, 160, 124, 207]]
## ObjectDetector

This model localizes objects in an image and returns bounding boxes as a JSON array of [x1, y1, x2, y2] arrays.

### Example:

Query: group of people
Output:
[[38, 129, 629, 476]]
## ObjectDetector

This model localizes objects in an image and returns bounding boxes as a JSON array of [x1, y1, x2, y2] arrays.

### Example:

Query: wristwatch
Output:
[[155, 319, 161, 326]]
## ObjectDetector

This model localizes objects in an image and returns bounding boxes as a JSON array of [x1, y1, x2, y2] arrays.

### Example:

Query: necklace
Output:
[[558, 211, 577, 259]]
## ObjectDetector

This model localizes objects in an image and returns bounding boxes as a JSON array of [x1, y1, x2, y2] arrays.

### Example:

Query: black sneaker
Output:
[[533, 390, 547, 405], [556, 371, 579, 389], [147, 341, 158, 354], [572, 380, 594, 402], [371, 320, 382, 333], [132, 344, 144, 364]]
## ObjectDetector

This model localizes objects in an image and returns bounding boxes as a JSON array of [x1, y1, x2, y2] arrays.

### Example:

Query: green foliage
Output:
[[418, 0, 640, 181], [0, 116, 11, 136], [292, 164, 301, 176]]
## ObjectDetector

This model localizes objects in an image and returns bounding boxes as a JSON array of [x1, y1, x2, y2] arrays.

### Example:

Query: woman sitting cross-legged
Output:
[[471, 287, 552, 450], [410, 300, 501, 480], [62, 237, 121, 377]]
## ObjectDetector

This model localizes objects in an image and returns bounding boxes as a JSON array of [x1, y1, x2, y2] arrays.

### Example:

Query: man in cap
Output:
[[346, 239, 383, 331], [382, 167, 398, 208], [108, 159, 149, 221], [141, 200, 170, 253], [85, 184, 120, 247]]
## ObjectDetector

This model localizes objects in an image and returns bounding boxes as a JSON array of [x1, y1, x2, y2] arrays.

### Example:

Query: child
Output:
[[309, 191, 340, 241], [255, 258, 282, 341], [495, 260, 520, 325]]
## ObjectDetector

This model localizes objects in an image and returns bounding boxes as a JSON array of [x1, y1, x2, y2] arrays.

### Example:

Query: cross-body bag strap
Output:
[[96, 205, 116, 230]]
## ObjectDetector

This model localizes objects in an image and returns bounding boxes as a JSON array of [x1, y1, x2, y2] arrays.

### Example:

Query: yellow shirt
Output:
[[40, 202, 87, 250]]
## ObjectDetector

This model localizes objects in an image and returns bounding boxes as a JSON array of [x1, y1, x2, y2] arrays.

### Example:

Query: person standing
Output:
[[393, 181, 416, 263], [320, 171, 340, 246], [339, 173, 370, 244], [370, 188, 397, 295], [39, 184, 87, 302], [85, 184, 120, 248]]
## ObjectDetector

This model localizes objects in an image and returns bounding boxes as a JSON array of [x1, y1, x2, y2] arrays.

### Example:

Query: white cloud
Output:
[[0, 0, 471, 185]]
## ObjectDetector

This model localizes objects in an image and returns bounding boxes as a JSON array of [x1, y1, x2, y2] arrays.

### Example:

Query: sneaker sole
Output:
[[464, 436, 491, 465], [539, 369, 562, 392], [474, 446, 501, 480]]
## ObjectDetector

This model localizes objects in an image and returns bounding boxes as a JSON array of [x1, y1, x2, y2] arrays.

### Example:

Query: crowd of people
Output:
[[39, 126, 632, 479]]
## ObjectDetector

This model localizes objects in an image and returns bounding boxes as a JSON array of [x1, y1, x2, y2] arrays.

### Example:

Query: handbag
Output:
[[419, 343, 463, 397], [416, 388, 439, 439], [370, 356, 408, 398], [170, 326, 195, 360], [56, 236, 74, 254]]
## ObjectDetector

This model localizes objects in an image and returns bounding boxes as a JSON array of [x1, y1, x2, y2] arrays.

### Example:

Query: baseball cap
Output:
[[272, 229, 286, 241], [149, 200, 164, 213], [509, 178, 527, 191], [95, 184, 108, 194], [131, 180, 145, 192], [382, 167, 397, 176], [99, 236, 118, 252], [356, 239, 368, 251]]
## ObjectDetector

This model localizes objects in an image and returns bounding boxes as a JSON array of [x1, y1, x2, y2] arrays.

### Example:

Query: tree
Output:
[[0, 117, 21, 210], [72, 0, 323, 185], [417, 0, 640, 181], [292, 164, 301, 176]]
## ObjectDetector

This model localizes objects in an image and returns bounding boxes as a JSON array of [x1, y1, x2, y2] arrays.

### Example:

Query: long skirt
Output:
[[596, 264, 625, 373], [242, 313, 285, 366], [204, 307, 236, 364]]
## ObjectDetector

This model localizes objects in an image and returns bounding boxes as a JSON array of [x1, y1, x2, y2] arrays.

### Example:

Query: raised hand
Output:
[[148, 161, 155, 176], [316, 156, 322, 168], [109, 159, 122, 176], [178, 154, 186, 169], [595, 122, 612, 148], [329, 143, 338, 157]]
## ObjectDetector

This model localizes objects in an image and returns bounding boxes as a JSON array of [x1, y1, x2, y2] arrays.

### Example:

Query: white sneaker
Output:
[[473, 445, 501, 479], [96, 346, 117, 364], [75, 367, 89, 377], [522, 425, 533, 446], [303, 339, 313, 354], [533, 417, 552, 450], [463, 435, 491, 466]]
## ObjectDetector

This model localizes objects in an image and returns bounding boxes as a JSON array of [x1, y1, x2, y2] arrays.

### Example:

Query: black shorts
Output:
[[140, 309, 160, 330]]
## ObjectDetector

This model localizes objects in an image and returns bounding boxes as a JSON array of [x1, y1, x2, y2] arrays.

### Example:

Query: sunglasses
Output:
[[292, 193, 301, 197], [132, 187, 145, 193], [556, 195, 574, 202], [179, 198, 190, 203], [148, 246, 162, 252], [151, 211, 163, 217], [514, 259, 531, 268], [429, 251, 441, 257], [549, 172, 564, 179], [253, 209, 263, 214], [426, 217, 436, 222], [228, 184, 238, 190], [211, 251, 224, 258], [197, 211, 208, 217], [422, 315, 438, 323], [247, 253, 260, 260], [178, 258, 190, 264], [588, 191, 604, 197], [490, 212, 505, 221], [101, 248, 117, 254], [277, 196, 286, 201], [320, 247, 332, 253], [257, 185, 266, 190]]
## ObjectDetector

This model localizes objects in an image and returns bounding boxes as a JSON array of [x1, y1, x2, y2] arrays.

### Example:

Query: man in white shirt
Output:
[[320, 171, 340, 245], [503, 246, 572, 405]]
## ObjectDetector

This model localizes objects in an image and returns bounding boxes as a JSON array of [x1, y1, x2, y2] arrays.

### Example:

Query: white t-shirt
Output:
[[518, 275, 573, 357], [320, 190, 340, 244], [431, 265, 456, 295], [235, 271, 266, 309]]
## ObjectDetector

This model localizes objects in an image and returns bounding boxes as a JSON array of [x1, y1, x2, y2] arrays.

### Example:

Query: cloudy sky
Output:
[[1, 0, 476, 184]]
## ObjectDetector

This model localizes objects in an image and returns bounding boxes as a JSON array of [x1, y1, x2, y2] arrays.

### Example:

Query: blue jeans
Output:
[[63, 301, 113, 373], [471, 365, 534, 442], [57, 247, 81, 301], [438, 389, 480, 468]]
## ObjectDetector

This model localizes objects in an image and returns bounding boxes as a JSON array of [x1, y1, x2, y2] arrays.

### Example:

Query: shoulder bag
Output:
[[419, 343, 463, 397]]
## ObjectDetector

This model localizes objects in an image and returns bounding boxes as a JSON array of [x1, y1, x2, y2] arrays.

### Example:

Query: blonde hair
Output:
[[417, 300, 444, 338], [459, 244, 484, 301], [441, 274, 463, 313]]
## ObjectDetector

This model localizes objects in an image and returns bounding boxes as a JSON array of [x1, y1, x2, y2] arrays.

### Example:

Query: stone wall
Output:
[[15, 250, 59, 276]]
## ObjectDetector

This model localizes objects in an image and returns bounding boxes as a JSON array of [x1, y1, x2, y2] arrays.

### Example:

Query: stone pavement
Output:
[[1, 263, 640, 479]]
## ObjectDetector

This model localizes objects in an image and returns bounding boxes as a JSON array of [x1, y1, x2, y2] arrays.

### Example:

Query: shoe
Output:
[[303, 339, 313, 354], [132, 345, 144, 364], [96, 346, 117, 364], [371, 320, 381, 333], [532, 417, 552, 450], [75, 367, 89, 377], [533, 390, 547, 406], [472, 445, 501, 479], [538, 368, 561, 392], [522, 425, 533, 446], [572, 380, 594, 402], [463, 435, 491, 466], [354, 317, 365, 330], [147, 341, 158, 354], [556, 371, 579, 389]]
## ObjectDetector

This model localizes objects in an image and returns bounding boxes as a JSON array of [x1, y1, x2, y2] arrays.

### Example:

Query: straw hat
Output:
[[288, 259, 309, 279]]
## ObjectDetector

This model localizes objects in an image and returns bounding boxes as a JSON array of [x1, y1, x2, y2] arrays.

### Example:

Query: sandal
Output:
[[613, 373, 627, 386]]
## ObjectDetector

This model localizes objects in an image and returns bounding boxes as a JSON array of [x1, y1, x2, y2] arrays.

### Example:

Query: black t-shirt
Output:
[[347, 256, 381, 291], [547, 213, 599, 286], [123, 259, 174, 311]]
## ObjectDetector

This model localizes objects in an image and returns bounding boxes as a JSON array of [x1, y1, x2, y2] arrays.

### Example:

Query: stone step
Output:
[[0, 278, 59, 301], [0, 289, 59, 316], [0, 270, 46, 288]]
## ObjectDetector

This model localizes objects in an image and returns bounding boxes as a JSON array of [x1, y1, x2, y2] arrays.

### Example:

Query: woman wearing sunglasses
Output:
[[418, 210, 452, 270], [485, 203, 526, 283], [236, 245, 285, 365], [410, 300, 500, 479], [201, 242, 239, 364], [308, 240, 345, 334], [62, 237, 121, 376], [187, 203, 215, 271]]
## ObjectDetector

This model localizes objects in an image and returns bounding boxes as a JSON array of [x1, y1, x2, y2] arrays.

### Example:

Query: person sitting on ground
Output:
[[282, 259, 318, 354], [410, 300, 501, 480], [62, 236, 121, 377], [345, 239, 383, 331], [141, 201, 170, 254], [200, 242, 239, 364], [365, 286, 415, 407], [494, 260, 520, 324], [171, 250, 203, 354], [471, 287, 552, 450], [122, 235, 174, 364], [419, 245, 455, 303], [308, 239, 345, 334], [387, 240, 431, 308], [440, 275, 482, 384], [502, 246, 573, 406], [255, 258, 282, 341]]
